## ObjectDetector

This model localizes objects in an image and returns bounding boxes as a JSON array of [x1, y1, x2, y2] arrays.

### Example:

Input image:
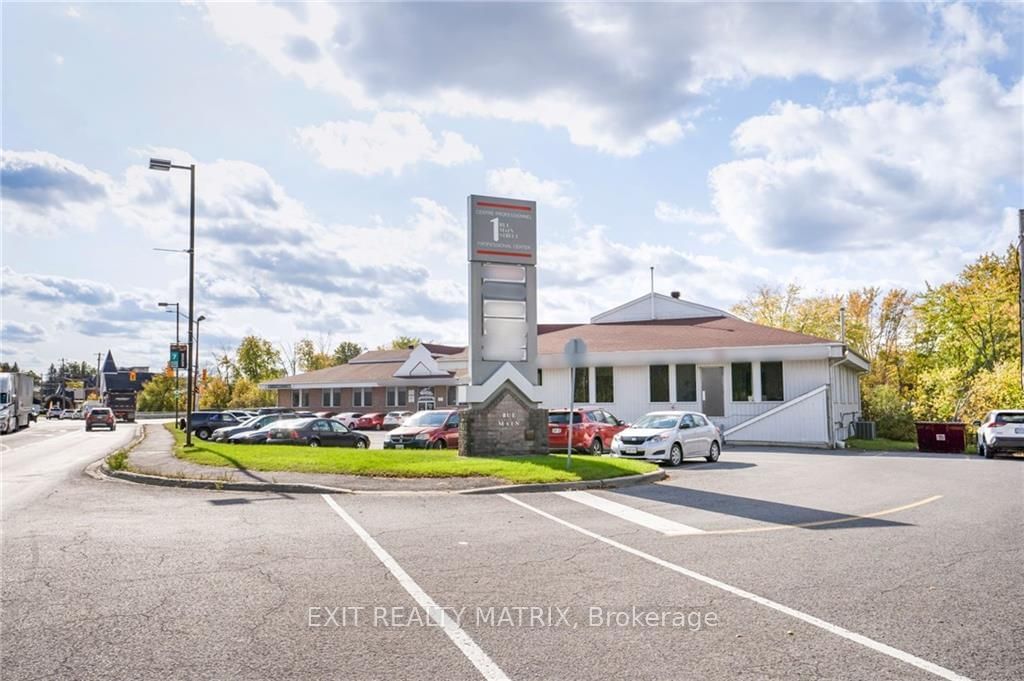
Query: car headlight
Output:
[[648, 432, 669, 443], [414, 433, 430, 441], [611, 434, 622, 446]]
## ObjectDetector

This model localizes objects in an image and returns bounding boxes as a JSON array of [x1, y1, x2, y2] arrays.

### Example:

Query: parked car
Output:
[[227, 419, 290, 445], [85, 407, 116, 432], [382, 411, 413, 430], [61, 409, 83, 420], [47, 408, 64, 420], [212, 413, 294, 442], [974, 410, 1024, 459], [182, 411, 243, 440], [547, 408, 628, 455], [266, 418, 370, 449], [355, 412, 385, 430], [610, 411, 722, 466], [333, 412, 362, 429], [256, 407, 295, 415], [384, 410, 460, 450], [225, 410, 255, 421]]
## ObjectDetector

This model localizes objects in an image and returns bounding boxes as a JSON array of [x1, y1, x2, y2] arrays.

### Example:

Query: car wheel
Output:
[[706, 441, 721, 462], [309, 439, 320, 448], [433, 439, 446, 449], [984, 442, 995, 459], [196, 428, 211, 440], [85, 426, 91, 432], [589, 438, 604, 455], [668, 443, 682, 467], [355, 439, 367, 449]]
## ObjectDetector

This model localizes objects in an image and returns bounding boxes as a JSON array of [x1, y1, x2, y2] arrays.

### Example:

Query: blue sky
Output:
[[2, 2, 1022, 375]]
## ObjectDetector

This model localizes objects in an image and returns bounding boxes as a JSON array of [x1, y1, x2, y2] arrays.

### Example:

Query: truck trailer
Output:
[[105, 391, 137, 423], [0, 372, 35, 433]]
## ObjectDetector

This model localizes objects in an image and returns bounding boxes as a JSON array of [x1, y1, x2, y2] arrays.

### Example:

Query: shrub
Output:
[[863, 384, 916, 441]]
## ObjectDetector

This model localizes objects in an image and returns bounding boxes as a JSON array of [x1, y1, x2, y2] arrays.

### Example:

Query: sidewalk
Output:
[[124, 424, 507, 492]]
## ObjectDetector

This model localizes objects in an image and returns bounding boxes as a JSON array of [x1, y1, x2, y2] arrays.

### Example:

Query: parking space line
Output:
[[555, 490, 705, 535], [320, 495, 510, 681], [501, 493, 971, 681]]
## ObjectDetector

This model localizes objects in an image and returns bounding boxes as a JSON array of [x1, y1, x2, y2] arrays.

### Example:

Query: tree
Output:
[[235, 336, 283, 382], [137, 374, 184, 412], [731, 284, 802, 330], [199, 376, 231, 409], [332, 341, 365, 365], [295, 338, 333, 372], [389, 336, 421, 350], [228, 377, 276, 408]]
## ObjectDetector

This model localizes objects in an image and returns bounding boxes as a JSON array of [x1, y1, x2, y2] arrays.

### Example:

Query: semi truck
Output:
[[105, 391, 137, 423], [0, 372, 35, 434]]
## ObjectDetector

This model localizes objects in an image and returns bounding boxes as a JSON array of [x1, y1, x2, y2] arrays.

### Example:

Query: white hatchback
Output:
[[974, 410, 1024, 459], [610, 411, 722, 466]]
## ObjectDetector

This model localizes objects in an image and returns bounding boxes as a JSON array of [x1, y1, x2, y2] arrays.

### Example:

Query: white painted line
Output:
[[555, 490, 705, 535], [500, 494, 972, 681], [321, 495, 509, 681]]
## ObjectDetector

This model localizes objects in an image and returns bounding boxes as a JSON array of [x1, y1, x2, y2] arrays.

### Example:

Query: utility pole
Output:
[[95, 353, 102, 396]]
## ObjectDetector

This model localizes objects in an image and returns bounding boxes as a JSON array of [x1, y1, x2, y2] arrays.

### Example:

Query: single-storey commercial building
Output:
[[264, 293, 868, 447]]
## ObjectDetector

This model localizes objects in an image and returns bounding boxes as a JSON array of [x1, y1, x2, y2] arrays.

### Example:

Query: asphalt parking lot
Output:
[[2, 432, 1022, 680]]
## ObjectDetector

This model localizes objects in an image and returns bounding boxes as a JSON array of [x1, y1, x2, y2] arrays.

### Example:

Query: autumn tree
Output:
[[137, 374, 184, 412], [234, 336, 283, 382], [198, 376, 231, 409], [332, 341, 365, 365]]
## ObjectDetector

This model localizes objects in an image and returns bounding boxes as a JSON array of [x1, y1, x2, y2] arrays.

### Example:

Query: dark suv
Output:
[[180, 412, 243, 440]]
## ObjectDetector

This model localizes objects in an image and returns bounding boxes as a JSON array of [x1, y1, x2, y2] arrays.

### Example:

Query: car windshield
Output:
[[403, 411, 450, 427], [995, 412, 1024, 423], [548, 412, 582, 425], [631, 414, 680, 429], [92, 409, 111, 415], [273, 418, 314, 429]]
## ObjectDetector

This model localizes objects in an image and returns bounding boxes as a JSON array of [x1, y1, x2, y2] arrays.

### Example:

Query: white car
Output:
[[975, 410, 1024, 459], [332, 412, 362, 429], [382, 411, 412, 430], [610, 411, 722, 466]]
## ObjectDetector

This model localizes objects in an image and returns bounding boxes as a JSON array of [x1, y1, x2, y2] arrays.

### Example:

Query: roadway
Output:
[[1, 424, 1021, 680]]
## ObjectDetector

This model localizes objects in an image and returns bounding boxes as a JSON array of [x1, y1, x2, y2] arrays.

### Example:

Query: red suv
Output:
[[384, 410, 460, 449], [548, 408, 628, 454], [85, 407, 116, 432]]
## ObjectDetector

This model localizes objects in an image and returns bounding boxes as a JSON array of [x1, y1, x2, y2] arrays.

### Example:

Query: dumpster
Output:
[[914, 422, 966, 453]]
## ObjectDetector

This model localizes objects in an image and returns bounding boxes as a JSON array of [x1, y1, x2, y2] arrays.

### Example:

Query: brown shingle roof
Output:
[[537, 316, 836, 354]]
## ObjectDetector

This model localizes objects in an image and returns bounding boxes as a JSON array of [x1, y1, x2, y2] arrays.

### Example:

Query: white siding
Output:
[[726, 388, 830, 445], [830, 362, 863, 441]]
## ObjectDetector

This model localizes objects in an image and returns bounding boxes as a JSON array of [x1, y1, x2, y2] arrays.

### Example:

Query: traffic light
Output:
[[164, 366, 174, 378], [129, 371, 137, 382], [201, 368, 207, 381]]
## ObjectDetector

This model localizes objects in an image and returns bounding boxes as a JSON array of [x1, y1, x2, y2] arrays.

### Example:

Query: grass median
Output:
[[167, 424, 659, 484]]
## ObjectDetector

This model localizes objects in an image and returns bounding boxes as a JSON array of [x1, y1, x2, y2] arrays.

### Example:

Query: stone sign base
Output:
[[458, 381, 549, 457]]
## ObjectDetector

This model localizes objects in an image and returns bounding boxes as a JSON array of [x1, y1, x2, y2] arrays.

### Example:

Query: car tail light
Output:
[[290, 430, 300, 439], [993, 421, 1005, 428]]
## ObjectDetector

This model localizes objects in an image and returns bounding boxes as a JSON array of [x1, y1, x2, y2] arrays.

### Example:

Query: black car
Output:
[[266, 418, 370, 449], [180, 411, 243, 440]]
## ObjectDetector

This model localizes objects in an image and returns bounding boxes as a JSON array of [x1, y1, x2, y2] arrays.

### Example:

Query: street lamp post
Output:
[[150, 158, 197, 446], [158, 302, 180, 429], [194, 315, 207, 403]]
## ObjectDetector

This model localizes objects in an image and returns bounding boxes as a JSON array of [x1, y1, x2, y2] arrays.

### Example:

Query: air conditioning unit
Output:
[[852, 421, 876, 440]]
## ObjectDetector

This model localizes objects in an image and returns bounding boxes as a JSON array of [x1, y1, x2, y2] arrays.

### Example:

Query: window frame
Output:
[[573, 367, 589, 404], [649, 365, 670, 403], [353, 388, 372, 408], [731, 363, 753, 402], [595, 366, 614, 403], [675, 364, 697, 402], [760, 361, 784, 402]]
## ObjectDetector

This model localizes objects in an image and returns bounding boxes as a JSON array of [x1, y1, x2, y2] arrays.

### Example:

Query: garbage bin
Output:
[[914, 422, 966, 453]]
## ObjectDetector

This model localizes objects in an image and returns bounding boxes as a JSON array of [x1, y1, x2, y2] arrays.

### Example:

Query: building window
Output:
[[732, 363, 753, 401], [447, 386, 458, 405], [386, 387, 407, 407], [322, 388, 342, 407], [353, 388, 372, 407], [573, 367, 589, 403], [595, 367, 614, 403], [537, 368, 543, 386], [675, 364, 697, 402], [761, 362, 784, 401], [292, 389, 310, 408], [649, 365, 669, 402]]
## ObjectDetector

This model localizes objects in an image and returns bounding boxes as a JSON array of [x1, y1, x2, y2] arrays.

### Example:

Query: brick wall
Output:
[[459, 386, 549, 457]]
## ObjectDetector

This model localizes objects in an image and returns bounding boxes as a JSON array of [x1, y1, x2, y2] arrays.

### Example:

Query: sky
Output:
[[1, 1, 1022, 376]]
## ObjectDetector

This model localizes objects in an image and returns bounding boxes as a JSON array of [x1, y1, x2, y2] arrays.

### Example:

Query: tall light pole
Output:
[[194, 315, 207, 403], [150, 158, 196, 445], [158, 302, 181, 429]]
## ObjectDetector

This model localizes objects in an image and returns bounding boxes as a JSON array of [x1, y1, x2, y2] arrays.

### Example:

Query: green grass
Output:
[[846, 437, 977, 454], [165, 424, 658, 484]]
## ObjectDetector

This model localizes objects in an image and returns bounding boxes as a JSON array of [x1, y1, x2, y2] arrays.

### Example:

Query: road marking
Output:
[[321, 495, 509, 681], [500, 494, 971, 681], [555, 490, 705, 535], [692, 495, 944, 536]]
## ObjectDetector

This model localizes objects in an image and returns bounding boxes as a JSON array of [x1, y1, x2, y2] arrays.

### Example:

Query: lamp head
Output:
[[149, 158, 172, 171]]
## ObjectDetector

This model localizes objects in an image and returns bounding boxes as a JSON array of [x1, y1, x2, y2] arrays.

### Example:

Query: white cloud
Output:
[[295, 112, 481, 176], [1, 150, 112, 236], [485, 167, 574, 208], [53, 54, 64, 66], [195, 2, 1011, 156], [654, 201, 719, 225], [708, 67, 1022, 253], [65, 7, 80, 19]]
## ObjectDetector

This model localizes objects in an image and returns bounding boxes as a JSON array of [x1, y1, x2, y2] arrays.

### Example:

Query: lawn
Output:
[[166, 424, 659, 484], [846, 437, 978, 454]]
